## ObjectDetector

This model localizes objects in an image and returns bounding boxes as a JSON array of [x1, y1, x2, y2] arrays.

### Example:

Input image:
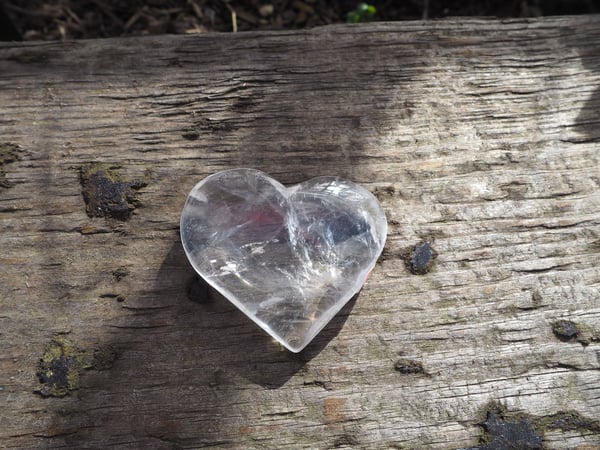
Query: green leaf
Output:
[[346, 3, 377, 23]]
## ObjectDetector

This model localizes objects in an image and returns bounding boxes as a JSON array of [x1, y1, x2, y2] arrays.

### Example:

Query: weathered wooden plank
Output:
[[1, 15, 599, 449]]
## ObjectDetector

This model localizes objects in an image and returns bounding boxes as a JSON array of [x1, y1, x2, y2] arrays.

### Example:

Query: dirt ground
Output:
[[1, 0, 599, 41]]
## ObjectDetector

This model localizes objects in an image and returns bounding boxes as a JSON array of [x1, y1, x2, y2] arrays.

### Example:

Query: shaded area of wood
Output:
[[1, 16, 599, 449]]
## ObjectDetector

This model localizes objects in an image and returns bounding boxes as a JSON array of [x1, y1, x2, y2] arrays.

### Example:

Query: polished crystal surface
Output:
[[180, 169, 387, 352]]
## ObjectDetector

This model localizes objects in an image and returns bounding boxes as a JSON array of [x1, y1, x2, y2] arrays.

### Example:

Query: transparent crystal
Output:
[[180, 169, 387, 352]]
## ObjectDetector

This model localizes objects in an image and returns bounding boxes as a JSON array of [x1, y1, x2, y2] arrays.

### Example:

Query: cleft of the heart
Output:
[[180, 169, 387, 352]]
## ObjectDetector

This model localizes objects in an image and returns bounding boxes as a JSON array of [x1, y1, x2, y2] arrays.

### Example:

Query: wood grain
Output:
[[1, 15, 599, 449]]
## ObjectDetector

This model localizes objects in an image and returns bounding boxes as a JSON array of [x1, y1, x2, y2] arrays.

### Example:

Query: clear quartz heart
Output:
[[180, 169, 387, 352]]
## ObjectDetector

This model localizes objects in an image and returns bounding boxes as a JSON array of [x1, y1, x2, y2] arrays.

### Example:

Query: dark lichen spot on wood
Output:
[[36, 336, 82, 398], [332, 434, 359, 447], [182, 131, 200, 140], [92, 345, 118, 370], [405, 241, 437, 275], [535, 411, 600, 434], [0, 142, 21, 188], [80, 164, 147, 221], [101, 292, 126, 303], [552, 319, 580, 342], [187, 275, 210, 303], [36, 337, 119, 397], [112, 266, 130, 281], [476, 412, 543, 450], [373, 185, 396, 201], [470, 404, 598, 449], [393, 358, 426, 375]]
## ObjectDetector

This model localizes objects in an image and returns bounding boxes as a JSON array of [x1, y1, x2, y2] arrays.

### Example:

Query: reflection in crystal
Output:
[[180, 169, 387, 352]]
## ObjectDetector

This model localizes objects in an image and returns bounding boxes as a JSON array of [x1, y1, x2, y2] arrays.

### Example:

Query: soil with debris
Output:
[[2, 0, 599, 41]]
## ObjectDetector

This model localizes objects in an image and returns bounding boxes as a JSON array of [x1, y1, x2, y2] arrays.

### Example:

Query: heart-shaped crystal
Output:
[[180, 169, 387, 352]]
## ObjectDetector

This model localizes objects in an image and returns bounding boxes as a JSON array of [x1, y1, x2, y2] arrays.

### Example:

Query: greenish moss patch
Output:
[[36, 337, 118, 397], [80, 164, 147, 221], [36, 336, 82, 398], [0, 143, 22, 188]]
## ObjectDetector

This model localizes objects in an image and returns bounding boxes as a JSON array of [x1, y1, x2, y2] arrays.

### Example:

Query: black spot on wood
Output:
[[80, 164, 146, 221], [393, 358, 426, 375], [0, 142, 21, 188], [406, 241, 436, 275], [186, 275, 210, 303], [37, 357, 74, 395], [470, 412, 543, 450], [112, 266, 130, 281], [181, 131, 200, 140], [552, 320, 579, 342], [538, 411, 600, 434]]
